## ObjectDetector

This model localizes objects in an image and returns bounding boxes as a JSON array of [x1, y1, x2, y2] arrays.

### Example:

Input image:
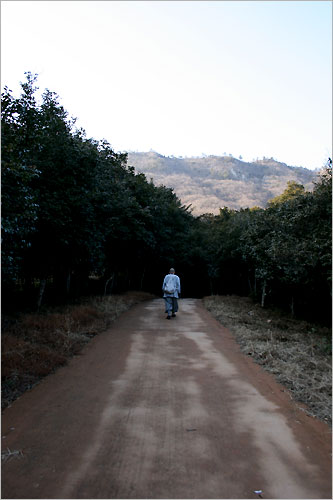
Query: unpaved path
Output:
[[2, 299, 331, 499]]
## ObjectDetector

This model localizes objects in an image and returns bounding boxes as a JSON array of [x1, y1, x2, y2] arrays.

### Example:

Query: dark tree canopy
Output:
[[2, 74, 331, 324]]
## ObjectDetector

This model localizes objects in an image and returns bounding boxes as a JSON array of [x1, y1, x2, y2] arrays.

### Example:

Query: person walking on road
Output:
[[162, 268, 181, 319]]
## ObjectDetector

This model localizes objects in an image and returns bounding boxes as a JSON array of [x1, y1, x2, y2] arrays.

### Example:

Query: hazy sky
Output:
[[1, 1, 332, 170]]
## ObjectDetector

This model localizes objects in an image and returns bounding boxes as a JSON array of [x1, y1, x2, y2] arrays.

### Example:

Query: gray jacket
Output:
[[162, 274, 181, 298]]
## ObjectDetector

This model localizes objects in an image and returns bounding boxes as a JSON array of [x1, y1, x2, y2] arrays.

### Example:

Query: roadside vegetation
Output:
[[2, 73, 331, 324], [2, 73, 331, 420], [1, 292, 154, 410], [204, 295, 332, 425]]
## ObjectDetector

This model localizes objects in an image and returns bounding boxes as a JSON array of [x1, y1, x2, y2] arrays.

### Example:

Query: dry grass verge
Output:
[[203, 295, 332, 425], [2, 291, 154, 410]]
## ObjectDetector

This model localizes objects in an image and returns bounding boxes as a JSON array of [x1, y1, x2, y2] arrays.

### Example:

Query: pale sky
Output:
[[1, 1, 332, 170]]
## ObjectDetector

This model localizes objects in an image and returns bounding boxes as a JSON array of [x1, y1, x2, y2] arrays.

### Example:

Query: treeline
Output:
[[1, 73, 193, 308], [188, 173, 332, 324], [2, 74, 332, 324]]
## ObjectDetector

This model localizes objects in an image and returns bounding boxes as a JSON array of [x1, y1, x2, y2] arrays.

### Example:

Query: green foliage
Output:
[[194, 165, 331, 320], [1, 76, 41, 283], [179, 163, 331, 320], [2, 74, 193, 307], [2, 73, 331, 323], [267, 180, 305, 206]]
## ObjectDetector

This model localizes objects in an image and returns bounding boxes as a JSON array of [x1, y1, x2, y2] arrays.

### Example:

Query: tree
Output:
[[3, 74, 331, 323], [267, 180, 305, 207], [1, 76, 40, 287]]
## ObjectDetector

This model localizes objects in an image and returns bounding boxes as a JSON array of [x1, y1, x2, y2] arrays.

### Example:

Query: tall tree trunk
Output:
[[37, 278, 47, 310], [104, 273, 114, 296], [261, 279, 267, 308], [248, 275, 253, 294], [66, 270, 71, 296]]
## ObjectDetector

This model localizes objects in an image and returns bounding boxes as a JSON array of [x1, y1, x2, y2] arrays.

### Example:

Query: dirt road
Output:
[[2, 299, 331, 499]]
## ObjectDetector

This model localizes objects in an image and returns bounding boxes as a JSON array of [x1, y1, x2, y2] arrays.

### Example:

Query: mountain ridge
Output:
[[127, 152, 317, 215]]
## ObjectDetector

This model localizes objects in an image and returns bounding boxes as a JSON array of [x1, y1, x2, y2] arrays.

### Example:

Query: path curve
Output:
[[2, 299, 331, 499]]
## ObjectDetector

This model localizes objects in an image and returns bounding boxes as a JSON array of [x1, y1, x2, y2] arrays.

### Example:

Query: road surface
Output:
[[2, 298, 332, 499]]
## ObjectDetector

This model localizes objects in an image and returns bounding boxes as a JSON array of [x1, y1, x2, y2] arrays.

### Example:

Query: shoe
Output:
[[166, 315, 171, 320], [172, 313, 176, 317]]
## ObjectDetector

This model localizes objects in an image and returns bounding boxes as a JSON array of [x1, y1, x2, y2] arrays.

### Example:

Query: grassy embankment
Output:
[[204, 295, 332, 425], [2, 292, 331, 427], [2, 292, 154, 410]]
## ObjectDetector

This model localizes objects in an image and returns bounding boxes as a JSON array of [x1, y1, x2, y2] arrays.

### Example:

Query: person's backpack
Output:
[[163, 280, 175, 294]]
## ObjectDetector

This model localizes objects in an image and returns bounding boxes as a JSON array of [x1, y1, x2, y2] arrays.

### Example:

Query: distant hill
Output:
[[127, 152, 317, 215]]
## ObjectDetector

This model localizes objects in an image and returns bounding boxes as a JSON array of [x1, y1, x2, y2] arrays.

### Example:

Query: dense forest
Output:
[[2, 74, 332, 325]]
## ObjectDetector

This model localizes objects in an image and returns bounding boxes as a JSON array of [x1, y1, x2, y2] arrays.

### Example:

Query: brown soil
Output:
[[1, 298, 331, 499]]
